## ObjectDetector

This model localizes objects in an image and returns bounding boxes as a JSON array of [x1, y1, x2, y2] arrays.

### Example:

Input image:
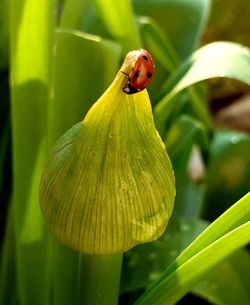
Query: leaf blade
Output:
[[135, 222, 250, 305], [135, 193, 250, 305], [154, 42, 250, 133]]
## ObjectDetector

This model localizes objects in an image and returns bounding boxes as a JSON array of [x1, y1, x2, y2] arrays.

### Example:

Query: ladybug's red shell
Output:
[[123, 49, 155, 94]]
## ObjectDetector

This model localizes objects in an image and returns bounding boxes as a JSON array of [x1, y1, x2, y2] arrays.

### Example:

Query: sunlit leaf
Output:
[[135, 221, 250, 305], [92, 0, 141, 51], [192, 249, 250, 305], [154, 42, 250, 134], [8, 0, 54, 304], [60, 0, 88, 28], [135, 193, 250, 305], [122, 220, 250, 305]]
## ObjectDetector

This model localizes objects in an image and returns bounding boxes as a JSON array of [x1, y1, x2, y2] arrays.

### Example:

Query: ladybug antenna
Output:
[[120, 70, 129, 77]]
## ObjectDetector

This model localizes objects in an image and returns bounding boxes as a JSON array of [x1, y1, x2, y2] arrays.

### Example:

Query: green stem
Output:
[[80, 254, 123, 305]]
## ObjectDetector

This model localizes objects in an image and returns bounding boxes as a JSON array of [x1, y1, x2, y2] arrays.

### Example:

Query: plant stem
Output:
[[80, 254, 123, 305]]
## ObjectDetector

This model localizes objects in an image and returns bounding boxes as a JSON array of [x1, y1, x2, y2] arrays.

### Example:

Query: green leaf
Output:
[[136, 13, 212, 129], [192, 249, 250, 305], [121, 217, 208, 293], [134, 193, 250, 305], [92, 0, 141, 51], [0, 205, 17, 305], [202, 130, 250, 220], [154, 42, 250, 134], [40, 52, 175, 255], [8, 0, 54, 304], [135, 221, 250, 305], [0, 0, 9, 70], [165, 115, 209, 162], [137, 15, 179, 99], [138, 16, 179, 72], [0, 119, 10, 195], [122, 222, 250, 305], [134, 0, 211, 60], [166, 115, 209, 217], [60, 0, 89, 28], [165, 192, 250, 271], [50, 29, 121, 143], [122, 219, 250, 305]]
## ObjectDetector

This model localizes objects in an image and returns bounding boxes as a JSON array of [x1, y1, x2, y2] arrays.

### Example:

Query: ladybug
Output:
[[122, 49, 155, 94]]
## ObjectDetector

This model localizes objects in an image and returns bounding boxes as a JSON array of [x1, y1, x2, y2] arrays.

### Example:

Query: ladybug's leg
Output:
[[123, 83, 139, 94]]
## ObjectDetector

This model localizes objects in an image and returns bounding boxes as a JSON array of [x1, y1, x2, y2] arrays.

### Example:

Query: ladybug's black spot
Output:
[[143, 55, 148, 61], [134, 70, 140, 78], [147, 72, 152, 78]]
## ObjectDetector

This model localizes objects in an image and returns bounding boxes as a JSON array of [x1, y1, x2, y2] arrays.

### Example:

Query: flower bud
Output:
[[40, 50, 175, 255]]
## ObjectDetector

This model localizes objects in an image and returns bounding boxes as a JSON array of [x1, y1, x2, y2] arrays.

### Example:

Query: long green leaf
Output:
[[165, 115, 209, 161], [50, 29, 121, 142], [9, 0, 54, 304], [192, 249, 250, 305], [121, 217, 208, 294], [0, 0, 9, 69], [135, 193, 250, 304], [134, 0, 211, 60], [60, 0, 89, 28], [135, 222, 250, 305], [0, 204, 17, 305], [92, 0, 141, 51], [0, 119, 10, 194], [163, 192, 250, 275], [137, 14, 212, 128], [154, 42, 250, 134], [138, 16, 179, 72]]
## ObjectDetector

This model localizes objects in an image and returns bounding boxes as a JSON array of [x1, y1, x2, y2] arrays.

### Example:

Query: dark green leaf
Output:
[[121, 217, 208, 293], [134, 0, 211, 60]]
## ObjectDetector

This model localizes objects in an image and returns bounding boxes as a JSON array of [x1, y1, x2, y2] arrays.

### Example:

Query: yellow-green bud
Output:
[[40, 50, 175, 255]]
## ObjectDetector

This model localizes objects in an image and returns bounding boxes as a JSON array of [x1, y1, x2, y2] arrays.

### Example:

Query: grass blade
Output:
[[0, 0, 9, 69], [50, 29, 121, 142], [92, 0, 141, 51], [135, 222, 250, 305], [164, 192, 250, 274], [138, 16, 179, 72], [60, 0, 89, 28], [135, 193, 250, 304], [192, 249, 250, 305], [9, 0, 54, 304], [134, 0, 211, 61]]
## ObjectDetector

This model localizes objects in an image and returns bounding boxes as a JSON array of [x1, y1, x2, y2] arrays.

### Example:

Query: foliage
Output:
[[0, 0, 250, 305]]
